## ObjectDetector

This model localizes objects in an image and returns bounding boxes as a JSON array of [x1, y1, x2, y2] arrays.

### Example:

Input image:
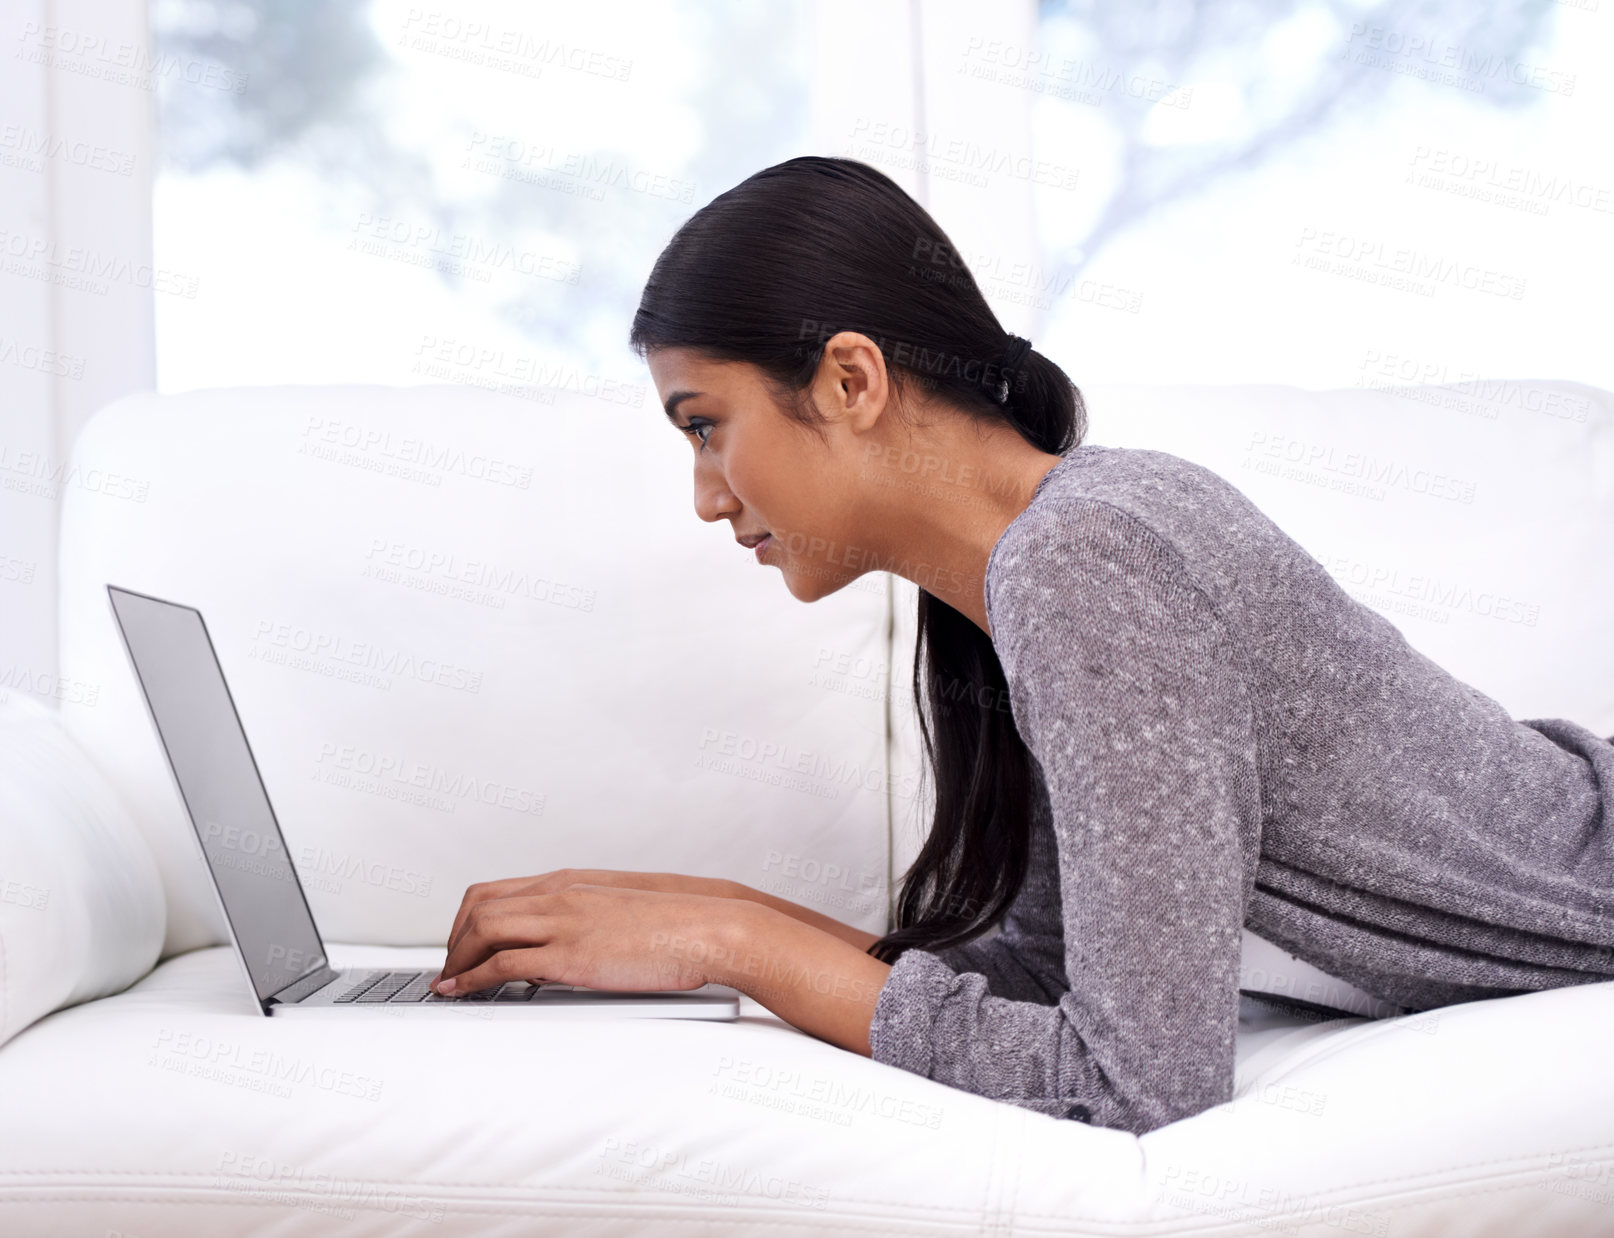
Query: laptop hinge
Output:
[[266, 964, 341, 1006]]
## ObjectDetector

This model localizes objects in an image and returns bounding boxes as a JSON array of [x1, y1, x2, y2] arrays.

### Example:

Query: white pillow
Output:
[[0, 688, 165, 1048]]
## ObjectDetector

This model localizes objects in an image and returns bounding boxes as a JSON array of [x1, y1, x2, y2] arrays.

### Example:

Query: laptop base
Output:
[[267, 969, 742, 1019]]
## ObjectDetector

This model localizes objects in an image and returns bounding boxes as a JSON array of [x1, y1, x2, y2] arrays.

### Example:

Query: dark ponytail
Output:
[[629, 156, 1087, 964]]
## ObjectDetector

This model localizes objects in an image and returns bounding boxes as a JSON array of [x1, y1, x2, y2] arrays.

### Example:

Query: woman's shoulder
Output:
[[987, 444, 1255, 630], [1032, 443, 1260, 540]]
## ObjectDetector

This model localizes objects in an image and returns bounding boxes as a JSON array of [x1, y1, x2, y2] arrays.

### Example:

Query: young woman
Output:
[[431, 156, 1614, 1137]]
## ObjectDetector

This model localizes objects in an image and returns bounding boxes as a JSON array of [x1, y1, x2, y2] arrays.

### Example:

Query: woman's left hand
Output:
[[430, 883, 738, 996]]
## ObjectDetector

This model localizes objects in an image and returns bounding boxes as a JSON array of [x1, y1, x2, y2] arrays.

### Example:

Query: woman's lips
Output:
[[754, 534, 773, 561]]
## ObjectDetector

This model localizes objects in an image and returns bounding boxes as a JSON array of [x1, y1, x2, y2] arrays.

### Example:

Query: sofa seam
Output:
[[2, 1149, 1613, 1231]]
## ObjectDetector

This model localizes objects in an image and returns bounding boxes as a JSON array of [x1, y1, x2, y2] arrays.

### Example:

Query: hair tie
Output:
[[993, 334, 1033, 406], [1001, 334, 1032, 371]]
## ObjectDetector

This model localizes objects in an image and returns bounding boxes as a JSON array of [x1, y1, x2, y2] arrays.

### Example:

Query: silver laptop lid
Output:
[[107, 584, 327, 1004]]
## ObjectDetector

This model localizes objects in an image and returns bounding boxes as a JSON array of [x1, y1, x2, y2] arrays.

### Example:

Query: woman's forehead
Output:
[[649, 349, 757, 398]]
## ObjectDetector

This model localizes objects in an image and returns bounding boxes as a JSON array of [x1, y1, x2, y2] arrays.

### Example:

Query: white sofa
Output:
[[3, 373, 1612, 1236]]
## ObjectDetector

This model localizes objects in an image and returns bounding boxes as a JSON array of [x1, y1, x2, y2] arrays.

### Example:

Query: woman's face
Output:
[[646, 341, 884, 602]]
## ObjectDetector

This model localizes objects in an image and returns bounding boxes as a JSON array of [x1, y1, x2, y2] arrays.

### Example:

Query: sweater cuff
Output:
[[868, 947, 957, 1078], [868, 948, 1097, 1125]]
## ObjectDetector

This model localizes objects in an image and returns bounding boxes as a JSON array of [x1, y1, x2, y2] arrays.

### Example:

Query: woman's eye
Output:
[[683, 421, 713, 450]]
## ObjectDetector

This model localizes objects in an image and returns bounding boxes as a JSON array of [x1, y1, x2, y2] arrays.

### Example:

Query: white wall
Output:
[[0, 0, 156, 711]]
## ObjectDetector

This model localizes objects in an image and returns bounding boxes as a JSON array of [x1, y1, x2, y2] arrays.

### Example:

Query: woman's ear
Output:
[[817, 330, 888, 434]]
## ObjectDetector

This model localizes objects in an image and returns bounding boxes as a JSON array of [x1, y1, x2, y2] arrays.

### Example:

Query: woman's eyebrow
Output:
[[663, 390, 702, 425]]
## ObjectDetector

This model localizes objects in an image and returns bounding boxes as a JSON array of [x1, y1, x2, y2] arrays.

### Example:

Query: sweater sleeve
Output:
[[866, 500, 1264, 1135], [926, 768, 1068, 1005]]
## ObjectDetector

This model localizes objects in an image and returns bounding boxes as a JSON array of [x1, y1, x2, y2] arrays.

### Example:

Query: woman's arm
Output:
[[652, 898, 891, 1055], [864, 501, 1265, 1135], [716, 880, 881, 952], [721, 806, 1068, 1000], [438, 870, 883, 970], [926, 772, 1068, 1005]]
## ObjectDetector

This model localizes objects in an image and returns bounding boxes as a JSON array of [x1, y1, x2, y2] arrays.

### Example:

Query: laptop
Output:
[[106, 584, 741, 1021]]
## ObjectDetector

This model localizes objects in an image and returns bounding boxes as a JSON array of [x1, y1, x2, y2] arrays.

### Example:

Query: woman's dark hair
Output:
[[629, 156, 1087, 964]]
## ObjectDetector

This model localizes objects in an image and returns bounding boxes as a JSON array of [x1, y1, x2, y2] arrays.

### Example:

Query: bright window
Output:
[[150, 0, 812, 393]]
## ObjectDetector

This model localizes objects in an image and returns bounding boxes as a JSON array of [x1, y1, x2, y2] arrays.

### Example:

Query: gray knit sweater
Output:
[[867, 444, 1614, 1137]]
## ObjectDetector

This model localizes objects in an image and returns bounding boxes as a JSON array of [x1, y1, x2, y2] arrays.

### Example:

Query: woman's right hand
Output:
[[439, 869, 742, 980]]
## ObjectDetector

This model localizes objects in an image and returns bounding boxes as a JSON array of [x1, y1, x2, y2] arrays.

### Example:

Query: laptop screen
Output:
[[108, 585, 327, 1003]]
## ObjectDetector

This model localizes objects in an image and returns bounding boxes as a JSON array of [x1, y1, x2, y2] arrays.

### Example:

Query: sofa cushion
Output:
[[0, 688, 165, 1049], [0, 942, 1609, 1235]]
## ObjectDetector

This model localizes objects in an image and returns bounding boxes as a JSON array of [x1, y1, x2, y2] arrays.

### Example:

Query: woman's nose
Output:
[[692, 466, 738, 525]]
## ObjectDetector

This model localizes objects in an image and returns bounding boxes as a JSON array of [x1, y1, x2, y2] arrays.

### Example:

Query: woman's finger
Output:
[[443, 880, 509, 965], [445, 875, 550, 945], [441, 871, 577, 969], [436, 946, 553, 997], [437, 898, 559, 988]]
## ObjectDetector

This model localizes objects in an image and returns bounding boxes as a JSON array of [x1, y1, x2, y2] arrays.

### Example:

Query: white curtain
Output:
[[1, 0, 157, 704]]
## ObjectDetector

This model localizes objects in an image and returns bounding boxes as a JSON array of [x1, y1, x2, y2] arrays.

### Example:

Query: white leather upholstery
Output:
[[0, 688, 164, 1050], [3, 377, 1611, 1235], [0, 942, 1608, 1234], [53, 384, 895, 960]]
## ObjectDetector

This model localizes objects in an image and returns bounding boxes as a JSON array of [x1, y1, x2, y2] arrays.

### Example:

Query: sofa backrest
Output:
[[57, 385, 898, 961]]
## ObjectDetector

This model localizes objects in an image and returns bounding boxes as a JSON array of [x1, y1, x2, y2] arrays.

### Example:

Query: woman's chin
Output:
[[778, 561, 857, 603]]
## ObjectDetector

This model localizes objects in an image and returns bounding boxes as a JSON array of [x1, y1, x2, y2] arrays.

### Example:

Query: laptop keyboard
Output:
[[331, 969, 575, 1003]]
